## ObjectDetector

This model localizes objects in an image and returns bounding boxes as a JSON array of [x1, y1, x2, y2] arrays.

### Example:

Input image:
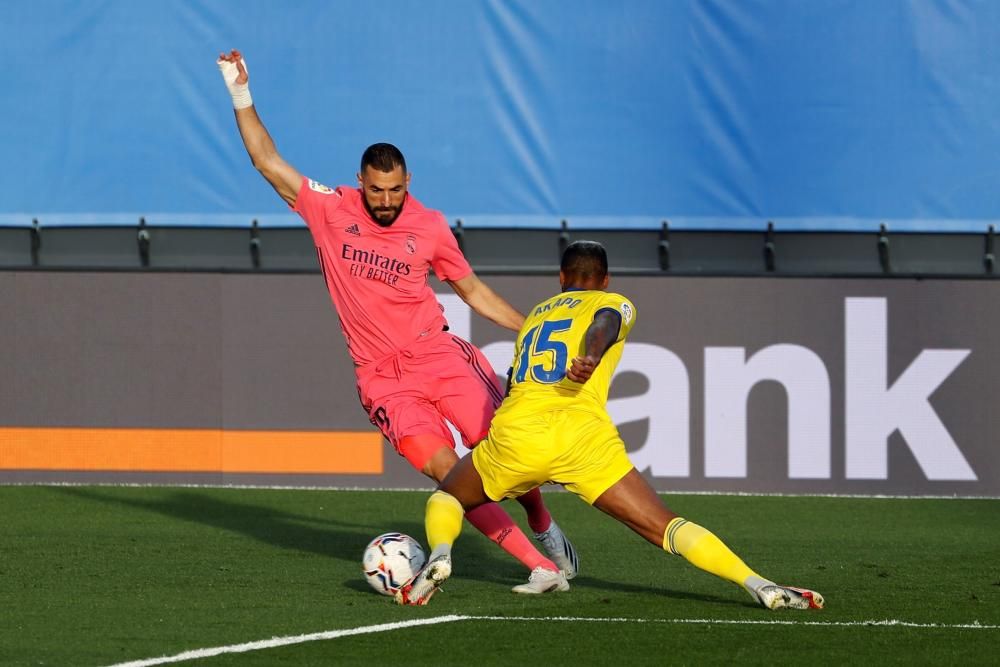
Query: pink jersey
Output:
[[292, 177, 473, 366]]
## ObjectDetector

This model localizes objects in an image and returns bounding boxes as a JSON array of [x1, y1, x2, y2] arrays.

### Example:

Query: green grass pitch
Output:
[[1, 486, 997, 666]]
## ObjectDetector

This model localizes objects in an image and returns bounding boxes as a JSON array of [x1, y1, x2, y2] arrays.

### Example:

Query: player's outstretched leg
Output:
[[594, 469, 824, 610], [664, 517, 825, 610], [465, 503, 563, 577]]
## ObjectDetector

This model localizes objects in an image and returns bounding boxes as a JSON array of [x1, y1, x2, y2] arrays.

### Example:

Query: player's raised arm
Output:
[[447, 272, 526, 332], [217, 49, 303, 207], [566, 309, 621, 383]]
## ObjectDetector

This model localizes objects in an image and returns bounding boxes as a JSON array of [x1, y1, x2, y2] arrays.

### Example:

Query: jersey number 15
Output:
[[512, 319, 572, 385]]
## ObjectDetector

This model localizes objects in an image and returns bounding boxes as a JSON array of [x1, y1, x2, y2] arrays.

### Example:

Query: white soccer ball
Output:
[[362, 532, 427, 596]]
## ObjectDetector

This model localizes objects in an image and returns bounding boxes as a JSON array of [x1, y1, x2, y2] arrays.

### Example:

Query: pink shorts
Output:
[[356, 331, 505, 470]]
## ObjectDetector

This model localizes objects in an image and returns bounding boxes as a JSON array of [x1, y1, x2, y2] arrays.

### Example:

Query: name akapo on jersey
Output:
[[533, 296, 582, 315], [342, 244, 412, 286]]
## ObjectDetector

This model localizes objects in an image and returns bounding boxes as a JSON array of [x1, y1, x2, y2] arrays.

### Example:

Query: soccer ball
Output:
[[362, 532, 426, 596]]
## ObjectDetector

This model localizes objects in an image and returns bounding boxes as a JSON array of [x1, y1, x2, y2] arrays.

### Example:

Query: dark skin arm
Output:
[[565, 309, 621, 383]]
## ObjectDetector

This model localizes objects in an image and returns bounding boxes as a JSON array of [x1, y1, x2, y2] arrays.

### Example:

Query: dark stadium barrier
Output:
[[1, 223, 998, 278], [1, 271, 996, 497]]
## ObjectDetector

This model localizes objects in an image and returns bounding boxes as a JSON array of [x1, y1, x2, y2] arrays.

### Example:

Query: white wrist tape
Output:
[[217, 57, 253, 109]]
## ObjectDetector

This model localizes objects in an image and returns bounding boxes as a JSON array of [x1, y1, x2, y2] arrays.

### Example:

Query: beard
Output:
[[363, 196, 405, 227]]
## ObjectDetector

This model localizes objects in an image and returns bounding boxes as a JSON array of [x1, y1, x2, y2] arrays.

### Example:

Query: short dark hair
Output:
[[361, 143, 407, 173], [561, 240, 608, 281]]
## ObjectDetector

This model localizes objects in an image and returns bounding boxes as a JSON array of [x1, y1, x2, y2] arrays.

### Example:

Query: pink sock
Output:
[[515, 487, 552, 534], [466, 502, 557, 572]]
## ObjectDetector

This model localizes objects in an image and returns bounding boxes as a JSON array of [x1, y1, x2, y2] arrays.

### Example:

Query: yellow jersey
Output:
[[499, 289, 636, 417]]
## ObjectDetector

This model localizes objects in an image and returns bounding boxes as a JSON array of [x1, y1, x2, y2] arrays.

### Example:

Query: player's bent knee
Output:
[[397, 434, 456, 477], [421, 444, 461, 481]]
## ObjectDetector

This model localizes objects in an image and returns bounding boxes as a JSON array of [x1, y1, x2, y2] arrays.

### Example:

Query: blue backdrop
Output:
[[2, 1, 998, 231]]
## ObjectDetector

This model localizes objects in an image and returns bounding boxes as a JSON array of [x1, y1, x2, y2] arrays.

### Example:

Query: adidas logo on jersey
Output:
[[345, 224, 361, 236]]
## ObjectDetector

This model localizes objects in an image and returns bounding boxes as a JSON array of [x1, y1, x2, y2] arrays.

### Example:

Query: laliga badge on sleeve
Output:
[[308, 179, 335, 194], [620, 301, 633, 325]]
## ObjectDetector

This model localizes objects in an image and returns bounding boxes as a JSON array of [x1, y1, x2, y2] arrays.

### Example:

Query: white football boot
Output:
[[754, 584, 825, 610], [511, 566, 570, 595], [395, 554, 452, 606]]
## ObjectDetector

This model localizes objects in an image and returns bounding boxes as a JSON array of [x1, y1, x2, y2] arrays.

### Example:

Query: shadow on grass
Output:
[[567, 575, 755, 608], [52, 488, 743, 605], [54, 486, 522, 588]]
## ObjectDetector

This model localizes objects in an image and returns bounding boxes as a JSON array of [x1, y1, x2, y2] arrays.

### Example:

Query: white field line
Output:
[[476, 615, 1000, 629], [105, 615, 467, 667], [105, 614, 1000, 667]]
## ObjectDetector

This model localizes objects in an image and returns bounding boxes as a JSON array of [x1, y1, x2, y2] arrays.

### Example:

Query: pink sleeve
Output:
[[291, 177, 343, 234], [430, 212, 473, 282]]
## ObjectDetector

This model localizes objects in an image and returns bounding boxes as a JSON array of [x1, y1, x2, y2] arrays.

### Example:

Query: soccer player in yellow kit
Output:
[[397, 240, 824, 611]]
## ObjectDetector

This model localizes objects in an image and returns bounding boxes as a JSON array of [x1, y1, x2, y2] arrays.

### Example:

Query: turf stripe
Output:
[[104, 614, 999, 666], [104, 615, 468, 667]]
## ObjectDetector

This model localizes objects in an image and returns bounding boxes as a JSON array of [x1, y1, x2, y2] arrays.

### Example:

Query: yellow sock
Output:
[[663, 517, 760, 590], [425, 490, 465, 555]]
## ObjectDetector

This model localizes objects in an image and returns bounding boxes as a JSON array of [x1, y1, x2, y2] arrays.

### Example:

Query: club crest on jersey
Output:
[[308, 179, 335, 194], [620, 302, 634, 324], [405, 234, 417, 255]]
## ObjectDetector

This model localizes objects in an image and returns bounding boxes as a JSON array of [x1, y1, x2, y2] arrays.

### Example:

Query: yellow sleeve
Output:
[[596, 292, 636, 341]]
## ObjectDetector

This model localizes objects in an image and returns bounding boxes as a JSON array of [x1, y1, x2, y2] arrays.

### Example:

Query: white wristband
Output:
[[217, 57, 253, 109]]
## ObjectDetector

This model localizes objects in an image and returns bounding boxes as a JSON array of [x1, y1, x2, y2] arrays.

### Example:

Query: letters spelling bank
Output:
[[442, 295, 977, 484]]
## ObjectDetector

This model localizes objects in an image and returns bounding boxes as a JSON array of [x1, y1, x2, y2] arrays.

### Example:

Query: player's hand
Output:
[[566, 355, 599, 383], [217, 49, 249, 85], [217, 49, 252, 109]]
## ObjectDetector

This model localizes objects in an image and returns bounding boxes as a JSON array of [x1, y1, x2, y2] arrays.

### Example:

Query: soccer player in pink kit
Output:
[[217, 49, 577, 593]]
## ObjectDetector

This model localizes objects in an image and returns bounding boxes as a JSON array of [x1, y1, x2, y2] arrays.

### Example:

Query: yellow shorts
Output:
[[472, 408, 634, 505]]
